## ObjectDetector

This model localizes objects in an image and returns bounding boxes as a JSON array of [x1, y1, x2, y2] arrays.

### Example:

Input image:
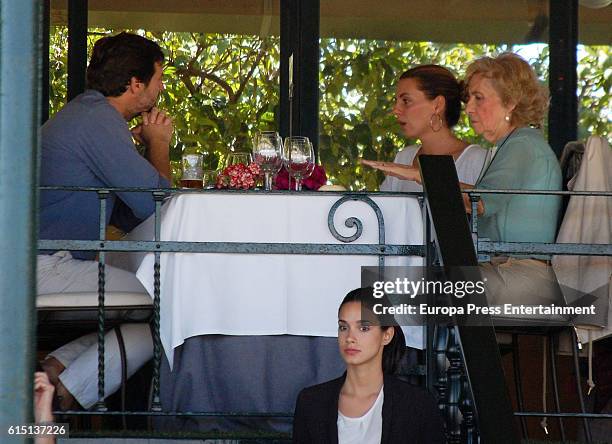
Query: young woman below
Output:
[[362, 64, 487, 191], [292, 288, 444, 443]]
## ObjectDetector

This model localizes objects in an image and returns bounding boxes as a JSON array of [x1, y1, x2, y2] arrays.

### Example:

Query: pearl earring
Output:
[[504, 115, 510, 122]]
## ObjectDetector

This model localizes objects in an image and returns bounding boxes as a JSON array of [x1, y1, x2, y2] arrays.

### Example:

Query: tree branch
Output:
[[175, 67, 198, 96], [210, 49, 231, 73], [233, 41, 268, 103], [175, 63, 235, 101], [201, 71, 235, 101]]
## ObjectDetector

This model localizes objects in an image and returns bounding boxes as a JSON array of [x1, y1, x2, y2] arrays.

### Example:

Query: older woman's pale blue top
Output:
[[476, 127, 562, 249]]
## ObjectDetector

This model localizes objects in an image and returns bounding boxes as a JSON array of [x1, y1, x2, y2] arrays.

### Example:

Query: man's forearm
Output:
[[147, 142, 171, 180], [139, 107, 173, 181]]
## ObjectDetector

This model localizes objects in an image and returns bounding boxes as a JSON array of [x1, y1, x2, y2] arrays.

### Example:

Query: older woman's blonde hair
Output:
[[465, 53, 549, 128]]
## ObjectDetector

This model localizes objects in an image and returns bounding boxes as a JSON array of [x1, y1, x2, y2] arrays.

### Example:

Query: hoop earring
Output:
[[429, 113, 443, 132]]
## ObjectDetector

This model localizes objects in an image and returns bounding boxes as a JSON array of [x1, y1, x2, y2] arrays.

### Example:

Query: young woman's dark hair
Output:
[[340, 287, 406, 374], [399, 64, 463, 128], [86, 32, 165, 97]]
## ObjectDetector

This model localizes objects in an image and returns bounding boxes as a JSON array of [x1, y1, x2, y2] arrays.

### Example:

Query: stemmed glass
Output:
[[253, 131, 283, 191], [283, 136, 315, 191], [226, 152, 253, 167]]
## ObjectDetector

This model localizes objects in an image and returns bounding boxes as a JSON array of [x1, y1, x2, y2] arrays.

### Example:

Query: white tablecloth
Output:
[[112, 193, 423, 367]]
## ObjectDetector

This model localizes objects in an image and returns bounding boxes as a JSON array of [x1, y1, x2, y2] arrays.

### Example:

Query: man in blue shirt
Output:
[[39, 32, 172, 410]]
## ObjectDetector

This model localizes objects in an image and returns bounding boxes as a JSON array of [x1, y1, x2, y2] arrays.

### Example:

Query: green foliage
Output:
[[50, 27, 280, 184], [318, 40, 510, 189], [48, 28, 68, 116], [577, 45, 611, 141], [153, 30, 280, 173], [49, 27, 610, 189]]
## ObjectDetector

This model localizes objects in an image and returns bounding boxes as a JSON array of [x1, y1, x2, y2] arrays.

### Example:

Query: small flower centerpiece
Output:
[[216, 162, 262, 190], [274, 164, 328, 190]]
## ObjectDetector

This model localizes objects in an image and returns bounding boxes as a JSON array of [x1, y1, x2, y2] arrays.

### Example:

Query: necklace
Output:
[[477, 128, 517, 181], [495, 127, 517, 152]]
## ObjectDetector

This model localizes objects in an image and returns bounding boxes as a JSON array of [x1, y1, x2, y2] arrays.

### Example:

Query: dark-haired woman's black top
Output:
[[292, 374, 444, 443]]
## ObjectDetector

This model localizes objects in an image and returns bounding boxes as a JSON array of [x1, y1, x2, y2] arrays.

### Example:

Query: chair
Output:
[[37, 291, 153, 420], [553, 135, 612, 343], [492, 136, 611, 442], [553, 135, 612, 441]]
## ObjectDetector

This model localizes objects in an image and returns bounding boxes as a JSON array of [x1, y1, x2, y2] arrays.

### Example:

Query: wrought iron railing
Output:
[[37, 186, 427, 439], [37, 185, 612, 442], [454, 189, 612, 443]]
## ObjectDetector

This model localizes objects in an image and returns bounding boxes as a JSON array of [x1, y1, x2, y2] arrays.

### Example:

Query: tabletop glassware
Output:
[[226, 152, 253, 167], [283, 136, 315, 191], [181, 153, 203, 188], [202, 170, 218, 189], [253, 131, 283, 191]]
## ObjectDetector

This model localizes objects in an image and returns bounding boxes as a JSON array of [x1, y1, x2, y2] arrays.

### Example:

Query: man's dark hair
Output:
[[86, 32, 164, 97]]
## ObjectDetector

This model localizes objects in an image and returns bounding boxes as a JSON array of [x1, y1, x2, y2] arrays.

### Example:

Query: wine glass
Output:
[[283, 136, 315, 191], [253, 131, 283, 191], [226, 152, 253, 167]]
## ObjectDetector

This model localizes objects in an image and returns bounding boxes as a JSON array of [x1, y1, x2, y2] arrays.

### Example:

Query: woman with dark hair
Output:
[[292, 288, 444, 443], [362, 64, 487, 191]]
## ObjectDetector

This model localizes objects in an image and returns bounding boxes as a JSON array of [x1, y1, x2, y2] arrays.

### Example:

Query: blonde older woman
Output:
[[464, 52, 561, 244], [464, 53, 562, 305]]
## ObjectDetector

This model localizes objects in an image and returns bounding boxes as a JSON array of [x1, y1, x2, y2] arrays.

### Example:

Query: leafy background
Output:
[[49, 27, 610, 189]]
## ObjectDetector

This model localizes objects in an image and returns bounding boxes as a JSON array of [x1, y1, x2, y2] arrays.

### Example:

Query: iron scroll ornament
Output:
[[327, 194, 385, 270]]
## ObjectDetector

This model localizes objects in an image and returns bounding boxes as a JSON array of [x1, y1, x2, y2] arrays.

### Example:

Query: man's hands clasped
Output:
[[131, 107, 173, 180], [131, 107, 173, 147]]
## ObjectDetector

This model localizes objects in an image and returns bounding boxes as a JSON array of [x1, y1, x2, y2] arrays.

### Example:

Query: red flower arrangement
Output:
[[274, 164, 328, 190], [216, 163, 262, 190]]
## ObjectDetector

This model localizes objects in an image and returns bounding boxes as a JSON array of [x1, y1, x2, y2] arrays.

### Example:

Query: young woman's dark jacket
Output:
[[292, 373, 445, 444]]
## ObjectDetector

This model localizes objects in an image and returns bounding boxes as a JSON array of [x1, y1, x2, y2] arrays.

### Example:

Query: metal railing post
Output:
[[95, 191, 109, 411], [150, 192, 165, 412], [419, 155, 519, 443]]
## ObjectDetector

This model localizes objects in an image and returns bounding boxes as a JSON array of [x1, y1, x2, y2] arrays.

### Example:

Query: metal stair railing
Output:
[[419, 155, 520, 444], [466, 187, 612, 444], [420, 154, 612, 444]]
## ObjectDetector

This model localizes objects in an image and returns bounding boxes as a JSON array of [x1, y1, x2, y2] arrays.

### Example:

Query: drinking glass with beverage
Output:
[[181, 153, 203, 188]]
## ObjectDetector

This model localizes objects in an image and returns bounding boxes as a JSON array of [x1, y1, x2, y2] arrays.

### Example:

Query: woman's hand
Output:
[[34, 372, 54, 423], [460, 183, 485, 215], [34, 372, 56, 444], [360, 159, 421, 183]]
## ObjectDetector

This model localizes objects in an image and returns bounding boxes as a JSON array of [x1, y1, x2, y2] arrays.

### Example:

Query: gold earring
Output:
[[429, 113, 443, 132]]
